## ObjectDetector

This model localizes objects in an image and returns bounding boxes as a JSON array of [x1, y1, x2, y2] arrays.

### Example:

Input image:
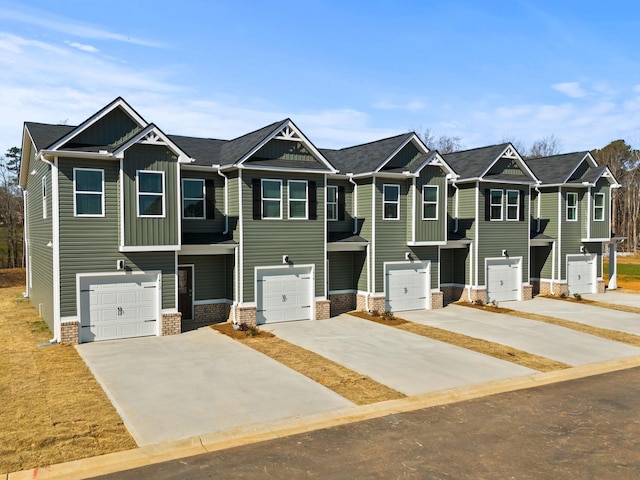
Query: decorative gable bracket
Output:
[[140, 130, 167, 146], [502, 145, 519, 159], [275, 125, 302, 141]]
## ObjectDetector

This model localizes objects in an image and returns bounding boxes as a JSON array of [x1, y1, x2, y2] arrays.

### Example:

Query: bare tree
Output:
[[0, 147, 23, 268], [500, 137, 527, 155], [416, 128, 463, 153], [528, 135, 562, 158]]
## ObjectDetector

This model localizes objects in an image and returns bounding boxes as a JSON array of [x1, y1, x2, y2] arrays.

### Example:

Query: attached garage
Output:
[[486, 258, 521, 303], [79, 274, 160, 343], [567, 254, 596, 294], [256, 266, 313, 324], [385, 262, 430, 312]]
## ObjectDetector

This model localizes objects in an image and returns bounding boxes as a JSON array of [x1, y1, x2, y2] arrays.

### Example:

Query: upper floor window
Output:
[[506, 190, 519, 221], [288, 180, 308, 219], [490, 189, 503, 220], [383, 184, 400, 220], [422, 185, 438, 220], [327, 185, 338, 221], [74, 168, 104, 216], [137, 170, 165, 217], [262, 179, 282, 219], [41, 177, 47, 219], [593, 193, 605, 221], [566, 192, 578, 221], [183, 179, 205, 218]]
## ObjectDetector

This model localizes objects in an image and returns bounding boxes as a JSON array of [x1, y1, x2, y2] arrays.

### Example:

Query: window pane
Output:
[[327, 186, 337, 203], [424, 186, 437, 202], [384, 185, 399, 201], [183, 179, 204, 198], [263, 180, 281, 199], [183, 199, 204, 217], [76, 193, 101, 215], [423, 204, 436, 219], [327, 203, 337, 220], [595, 194, 604, 207], [567, 194, 577, 206], [140, 195, 163, 216], [507, 206, 518, 220], [76, 170, 102, 192], [139, 172, 162, 193], [491, 206, 502, 219], [289, 182, 307, 200], [263, 199, 280, 218], [507, 191, 519, 204], [290, 201, 306, 218], [491, 190, 502, 204], [384, 203, 398, 219]]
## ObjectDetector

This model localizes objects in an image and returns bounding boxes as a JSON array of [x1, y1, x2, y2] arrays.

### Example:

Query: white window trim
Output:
[[490, 189, 503, 221], [421, 185, 438, 220], [593, 192, 605, 221], [383, 184, 400, 220], [41, 176, 47, 219], [288, 180, 308, 220], [137, 170, 166, 218], [73, 167, 105, 217], [182, 178, 205, 219], [327, 185, 338, 222], [262, 179, 283, 220], [506, 189, 519, 221], [566, 192, 578, 222]]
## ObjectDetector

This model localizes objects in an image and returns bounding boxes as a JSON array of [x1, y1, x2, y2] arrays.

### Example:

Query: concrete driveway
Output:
[[504, 297, 640, 336], [77, 328, 352, 446], [400, 304, 640, 366], [584, 290, 640, 308], [265, 315, 535, 396]]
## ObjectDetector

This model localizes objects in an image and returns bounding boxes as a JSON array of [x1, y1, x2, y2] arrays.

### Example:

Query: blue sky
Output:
[[1, 0, 640, 155]]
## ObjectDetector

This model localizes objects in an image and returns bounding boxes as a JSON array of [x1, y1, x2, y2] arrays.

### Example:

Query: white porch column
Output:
[[608, 242, 618, 290]]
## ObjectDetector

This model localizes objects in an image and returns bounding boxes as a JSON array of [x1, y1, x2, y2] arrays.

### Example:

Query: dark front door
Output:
[[178, 267, 193, 320]]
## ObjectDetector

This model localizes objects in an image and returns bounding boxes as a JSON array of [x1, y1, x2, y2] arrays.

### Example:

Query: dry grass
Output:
[[462, 303, 640, 348], [213, 322, 405, 405], [0, 271, 135, 475], [350, 311, 570, 372]]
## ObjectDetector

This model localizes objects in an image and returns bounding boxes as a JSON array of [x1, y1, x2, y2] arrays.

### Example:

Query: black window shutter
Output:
[[309, 181, 317, 220], [205, 179, 215, 219], [484, 189, 491, 221], [338, 186, 346, 221], [252, 178, 261, 220], [519, 190, 525, 221]]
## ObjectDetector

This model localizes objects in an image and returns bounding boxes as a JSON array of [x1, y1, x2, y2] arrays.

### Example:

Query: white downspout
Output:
[[348, 174, 358, 234], [365, 243, 371, 312], [232, 246, 239, 324], [586, 185, 591, 240], [534, 185, 541, 232], [215, 166, 229, 235], [557, 188, 562, 283], [550, 239, 556, 295], [467, 242, 474, 302], [452, 182, 459, 233]]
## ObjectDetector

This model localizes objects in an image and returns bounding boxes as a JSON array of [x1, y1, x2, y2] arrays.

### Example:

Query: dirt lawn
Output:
[[0, 269, 135, 475], [605, 253, 640, 291]]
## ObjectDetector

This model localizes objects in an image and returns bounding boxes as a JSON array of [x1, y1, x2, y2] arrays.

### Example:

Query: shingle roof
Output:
[[575, 165, 607, 184], [320, 133, 413, 174], [442, 143, 511, 178], [25, 122, 75, 151], [219, 120, 287, 166], [168, 135, 225, 165], [524, 152, 589, 184], [328, 232, 368, 243]]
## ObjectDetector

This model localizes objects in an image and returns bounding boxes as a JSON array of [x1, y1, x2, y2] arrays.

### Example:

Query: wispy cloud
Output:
[[374, 98, 427, 112], [552, 81, 587, 98], [66, 41, 99, 53]]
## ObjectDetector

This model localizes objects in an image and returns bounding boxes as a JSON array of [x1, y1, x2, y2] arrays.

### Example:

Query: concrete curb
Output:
[[8, 355, 640, 480]]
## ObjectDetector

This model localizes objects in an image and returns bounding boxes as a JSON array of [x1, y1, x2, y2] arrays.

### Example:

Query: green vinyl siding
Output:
[[70, 107, 141, 149], [477, 184, 529, 286], [356, 181, 372, 292], [227, 172, 241, 241], [414, 166, 447, 242], [240, 171, 325, 302], [455, 185, 477, 240], [440, 248, 467, 285], [328, 251, 355, 291], [181, 171, 226, 234], [382, 142, 421, 170], [559, 188, 586, 279], [251, 139, 318, 163], [487, 157, 526, 176], [58, 157, 175, 317], [178, 255, 231, 300], [327, 179, 354, 233], [530, 245, 553, 280], [590, 179, 610, 239], [25, 151, 54, 330], [122, 144, 179, 247]]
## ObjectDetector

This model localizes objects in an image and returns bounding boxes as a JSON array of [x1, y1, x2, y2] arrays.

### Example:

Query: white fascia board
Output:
[[374, 135, 416, 173], [479, 144, 540, 183], [407, 241, 447, 246], [19, 125, 36, 187], [49, 97, 148, 151], [39, 150, 116, 161], [583, 152, 599, 168], [180, 244, 237, 255], [326, 243, 368, 252], [414, 152, 457, 177], [581, 237, 612, 243], [239, 165, 333, 175], [113, 124, 191, 163], [119, 245, 180, 252]]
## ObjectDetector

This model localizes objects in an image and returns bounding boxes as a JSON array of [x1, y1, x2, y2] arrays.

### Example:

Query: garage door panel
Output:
[[386, 263, 429, 312], [257, 267, 313, 325], [568, 255, 596, 294], [486, 259, 521, 303]]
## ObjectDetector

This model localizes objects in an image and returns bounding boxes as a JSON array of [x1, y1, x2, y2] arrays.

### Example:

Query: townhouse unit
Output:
[[19, 98, 619, 344]]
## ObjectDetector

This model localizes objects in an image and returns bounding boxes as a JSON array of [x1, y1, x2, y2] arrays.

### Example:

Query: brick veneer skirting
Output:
[[230, 306, 257, 327], [522, 284, 533, 301], [162, 312, 182, 336], [597, 279, 606, 294], [329, 293, 357, 316], [441, 286, 466, 304], [60, 321, 79, 345], [193, 303, 231, 323], [315, 300, 331, 320], [431, 291, 444, 309]]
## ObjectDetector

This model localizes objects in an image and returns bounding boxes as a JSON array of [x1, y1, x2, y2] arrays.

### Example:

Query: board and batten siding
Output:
[[413, 166, 447, 243], [180, 170, 226, 234], [57, 157, 175, 317], [178, 255, 231, 301], [122, 144, 179, 247], [73, 107, 141, 148], [240, 172, 326, 303], [476, 184, 529, 286], [25, 151, 55, 330], [328, 251, 355, 291]]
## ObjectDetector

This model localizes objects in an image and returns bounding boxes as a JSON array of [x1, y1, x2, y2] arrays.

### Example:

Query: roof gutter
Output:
[[38, 150, 115, 161]]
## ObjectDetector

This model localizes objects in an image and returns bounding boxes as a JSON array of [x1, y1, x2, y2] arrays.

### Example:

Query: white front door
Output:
[[385, 262, 430, 312], [80, 274, 159, 342], [567, 254, 597, 294], [486, 258, 521, 302], [256, 267, 313, 324]]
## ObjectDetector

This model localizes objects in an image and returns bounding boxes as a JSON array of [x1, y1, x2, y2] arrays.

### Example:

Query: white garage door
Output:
[[486, 258, 521, 303], [567, 254, 596, 294], [256, 267, 313, 325], [385, 262, 430, 312], [79, 274, 159, 343]]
